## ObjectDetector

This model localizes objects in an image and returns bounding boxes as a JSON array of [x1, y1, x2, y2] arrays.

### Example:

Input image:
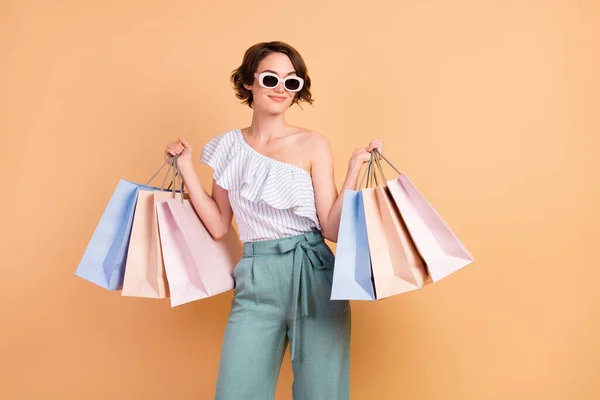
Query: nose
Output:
[[274, 81, 285, 94]]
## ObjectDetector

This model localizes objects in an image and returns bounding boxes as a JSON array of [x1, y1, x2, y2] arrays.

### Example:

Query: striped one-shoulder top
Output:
[[201, 129, 321, 243]]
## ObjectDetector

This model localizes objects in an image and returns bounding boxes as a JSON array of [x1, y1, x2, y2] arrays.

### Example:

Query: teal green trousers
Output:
[[214, 231, 351, 400]]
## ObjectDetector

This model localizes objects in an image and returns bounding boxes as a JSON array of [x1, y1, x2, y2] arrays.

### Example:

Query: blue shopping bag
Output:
[[75, 163, 176, 290], [330, 189, 376, 301]]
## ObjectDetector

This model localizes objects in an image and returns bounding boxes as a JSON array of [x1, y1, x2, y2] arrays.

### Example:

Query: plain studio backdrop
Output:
[[1, 1, 598, 399]]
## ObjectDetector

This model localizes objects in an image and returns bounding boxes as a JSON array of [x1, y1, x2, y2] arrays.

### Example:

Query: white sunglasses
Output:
[[253, 72, 304, 93]]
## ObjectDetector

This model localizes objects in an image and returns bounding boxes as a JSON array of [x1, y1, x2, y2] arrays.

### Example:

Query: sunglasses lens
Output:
[[262, 75, 279, 88], [285, 78, 301, 91]]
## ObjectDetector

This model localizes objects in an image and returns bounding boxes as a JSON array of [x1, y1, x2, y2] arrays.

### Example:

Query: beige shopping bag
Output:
[[121, 163, 186, 299], [362, 154, 429, 299], [121, 190, 171, 298]]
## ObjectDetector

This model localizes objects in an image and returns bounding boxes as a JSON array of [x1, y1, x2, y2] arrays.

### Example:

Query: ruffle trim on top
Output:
[[200, 129, 321, 229]]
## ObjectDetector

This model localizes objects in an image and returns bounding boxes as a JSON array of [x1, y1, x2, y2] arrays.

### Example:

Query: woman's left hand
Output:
[[350, 139, 383, 165]]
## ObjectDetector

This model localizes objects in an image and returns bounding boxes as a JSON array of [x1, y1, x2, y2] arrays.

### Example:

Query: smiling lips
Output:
[[268, 95, 287, 102]]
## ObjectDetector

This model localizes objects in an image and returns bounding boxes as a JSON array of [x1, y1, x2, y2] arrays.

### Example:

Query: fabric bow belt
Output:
[[277, 237, 328, 360]]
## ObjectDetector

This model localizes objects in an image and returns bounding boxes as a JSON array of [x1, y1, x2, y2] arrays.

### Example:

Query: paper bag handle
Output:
[[358, 155, 374, 189], [372, 151, 388, 183], [373, 149, 401, 176], [358, 151, 386, 189], [145, 161, 175, 190], [170, 155, 186, 201]]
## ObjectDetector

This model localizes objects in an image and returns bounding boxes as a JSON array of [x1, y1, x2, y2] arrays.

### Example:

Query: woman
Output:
[[164, 41, 382, 400]]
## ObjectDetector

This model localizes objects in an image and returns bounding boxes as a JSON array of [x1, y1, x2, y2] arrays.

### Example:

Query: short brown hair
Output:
[[231, 41, 313, 108]]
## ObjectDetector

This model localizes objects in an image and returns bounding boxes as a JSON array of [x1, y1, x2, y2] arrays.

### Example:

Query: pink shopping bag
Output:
[[156, 197, 242, 307], [378, 151, 474, 282]]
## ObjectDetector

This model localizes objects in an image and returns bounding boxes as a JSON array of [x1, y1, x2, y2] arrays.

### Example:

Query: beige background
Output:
[[1, 0, 599, 399]]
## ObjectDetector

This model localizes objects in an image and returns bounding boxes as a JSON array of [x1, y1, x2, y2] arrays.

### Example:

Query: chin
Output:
[[270, 104, 291, 115], [257, 101, 291, 115]]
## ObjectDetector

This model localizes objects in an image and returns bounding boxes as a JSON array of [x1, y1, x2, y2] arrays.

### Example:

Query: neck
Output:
[[247, 110, 289, 142]]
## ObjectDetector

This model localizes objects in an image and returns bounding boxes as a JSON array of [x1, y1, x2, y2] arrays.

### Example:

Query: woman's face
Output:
[[244, 52, 300, 115]]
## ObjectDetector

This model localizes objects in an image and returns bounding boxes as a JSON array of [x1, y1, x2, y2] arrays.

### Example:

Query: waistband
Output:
[[243, 231, 324, 257]]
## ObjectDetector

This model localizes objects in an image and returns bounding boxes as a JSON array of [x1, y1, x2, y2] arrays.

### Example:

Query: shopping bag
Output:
[[362, 155, 428, 299], [156, 199, 242, 307], [330, 189, 376, 301], [372, 155, 429, 289], [74, 180, 140, 290], [377, 150, 474, 282], [155, 200, 206, 306], [155, 165, 243, 307], [121, 190, 176, 299], [74, 162, 175, 290]]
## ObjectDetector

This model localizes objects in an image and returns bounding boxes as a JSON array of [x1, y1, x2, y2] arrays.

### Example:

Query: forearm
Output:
[[322, 160, 363, 242], [177, 161, 229, 239]]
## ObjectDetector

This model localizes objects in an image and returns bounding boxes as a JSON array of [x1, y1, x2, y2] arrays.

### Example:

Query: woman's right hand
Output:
[[164, 138, 192, 167]]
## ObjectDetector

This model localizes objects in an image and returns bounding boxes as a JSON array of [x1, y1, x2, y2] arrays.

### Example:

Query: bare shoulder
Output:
[[290, 127, 331, 153]]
